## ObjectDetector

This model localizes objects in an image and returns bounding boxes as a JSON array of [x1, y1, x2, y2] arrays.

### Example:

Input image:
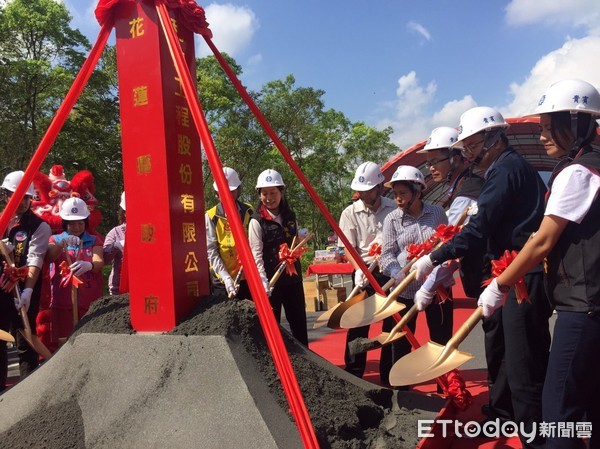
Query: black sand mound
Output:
[[0, 295, 446, 449]]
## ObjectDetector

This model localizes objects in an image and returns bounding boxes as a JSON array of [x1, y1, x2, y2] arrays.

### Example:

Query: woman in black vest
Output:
[[479, 79, 600, 449], [248, 169, 308, 345]]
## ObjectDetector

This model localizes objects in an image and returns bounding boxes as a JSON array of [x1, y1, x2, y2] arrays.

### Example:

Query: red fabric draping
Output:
[[305, 263, 354, 277], [441, 369, 473, 411], [95, 0, 212, 38]]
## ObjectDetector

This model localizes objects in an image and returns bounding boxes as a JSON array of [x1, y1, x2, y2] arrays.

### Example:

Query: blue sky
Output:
[[65, 0, 600, 149]]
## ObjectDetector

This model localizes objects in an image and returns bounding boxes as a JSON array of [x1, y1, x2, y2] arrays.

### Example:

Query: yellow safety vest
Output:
[[207, 201, 253, 280]]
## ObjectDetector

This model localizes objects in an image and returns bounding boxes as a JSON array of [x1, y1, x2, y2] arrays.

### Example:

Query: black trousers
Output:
[[543, 310, 600, 449], [344, 270, 390, 378], [269, 281, 308, 346], [483, 271, 552, 449], [379, 293, 453, 386]]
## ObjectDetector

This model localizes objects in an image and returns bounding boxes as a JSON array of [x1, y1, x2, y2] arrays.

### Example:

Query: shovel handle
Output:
[[228, 267, 244, 299], [431, 306, 483, 369], [269, 232, 314, 289], [383, 303, 418, 344], [375, 271, 417, 314]]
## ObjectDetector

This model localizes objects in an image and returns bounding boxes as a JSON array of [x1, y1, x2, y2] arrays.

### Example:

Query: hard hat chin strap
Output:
[[568, 111, 596, 159], [471, 129, 503, 167]]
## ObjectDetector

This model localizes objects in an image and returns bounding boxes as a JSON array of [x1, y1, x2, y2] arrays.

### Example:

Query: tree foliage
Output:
[[0, 2, 400, 242]]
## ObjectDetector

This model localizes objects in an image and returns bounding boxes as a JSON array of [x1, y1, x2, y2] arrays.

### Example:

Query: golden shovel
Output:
[[0, 328, 14, 343], [228, 267, 244, 300], [338, 271, 416, 329], [389, 306, 484, 386], [0, 240, 52, 360], [312, 259, 378, 329], [268, 232, 314, 290]]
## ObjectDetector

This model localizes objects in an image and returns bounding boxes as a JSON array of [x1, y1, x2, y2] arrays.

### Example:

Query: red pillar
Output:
[[113, 1, 209, 331]]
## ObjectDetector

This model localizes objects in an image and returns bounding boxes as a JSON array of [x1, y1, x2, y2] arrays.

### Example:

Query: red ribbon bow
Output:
[[59, 261, 83, 289], [440, 370, 473, 411], [434, 224, 461, 243], [367, 242, 382, 257], [406, 240, 436, 261], [277, 243, 308, 276], [0, 263, 29, 292], [482, 250, 530, 304]]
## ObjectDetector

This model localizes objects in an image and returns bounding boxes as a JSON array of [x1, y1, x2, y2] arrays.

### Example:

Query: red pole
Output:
[[0, 21, 112, 237], [203, 38, 385, 297], [155, 4, 319, 448]]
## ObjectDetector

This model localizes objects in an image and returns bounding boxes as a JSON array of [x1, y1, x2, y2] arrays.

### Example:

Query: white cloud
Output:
[[506, 35, 600, 116], [197, 3, 259, 58], [505, 0, 600, 33], [407, 21, 432, 42], [376, 71, 475, 148]]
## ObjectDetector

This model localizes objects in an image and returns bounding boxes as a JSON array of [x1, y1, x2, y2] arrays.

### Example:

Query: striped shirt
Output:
[[379, 203, 448, 298]]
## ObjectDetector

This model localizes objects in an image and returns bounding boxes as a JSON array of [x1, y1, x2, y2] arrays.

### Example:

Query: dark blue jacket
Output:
[[431, 147, 546, 264]]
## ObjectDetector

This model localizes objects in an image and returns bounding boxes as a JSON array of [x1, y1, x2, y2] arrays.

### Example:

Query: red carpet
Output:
[[308, 293, 522, 449]]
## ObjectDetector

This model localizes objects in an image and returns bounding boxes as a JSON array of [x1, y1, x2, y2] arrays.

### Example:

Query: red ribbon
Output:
[[277, 243, 308, 276], [406, 239, 436, 260], [482, 250, 530, 304], [367, 242, 382, 257], [434, 223, 461, 243], [95, 0, 212, 38], [440, 369, 472, 411], [0, 263, 29, 292], [59, 261, 83, 289]]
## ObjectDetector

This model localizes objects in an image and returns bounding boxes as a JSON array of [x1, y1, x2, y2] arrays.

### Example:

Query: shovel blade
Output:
[[389, 342, 473, 386], [1, 329, 15, 343], [339, 294, 406, 329], [325, 291, 368, 329]]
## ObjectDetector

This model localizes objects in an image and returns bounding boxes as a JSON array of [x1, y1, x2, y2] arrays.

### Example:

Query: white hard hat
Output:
[[417, 127, 461, 153], [256, 169, 285, 189], [60, 197, 90, 220], [454, 106, 509, 145], [1, 171, 35, 196], [384, 165, 427, 189], [526, 79, 600, 118], [119, 192, 126, 211], [350, 161, 385, 191], [213, 167, 242, 192]]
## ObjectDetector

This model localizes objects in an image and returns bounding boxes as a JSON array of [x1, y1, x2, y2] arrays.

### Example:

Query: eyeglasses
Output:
[[424, 157, 449, 169], [462, 138, 485, 156]]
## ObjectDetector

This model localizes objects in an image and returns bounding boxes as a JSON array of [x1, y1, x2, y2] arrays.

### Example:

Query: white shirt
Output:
[[546, 164, 600, 223], [337, 196, 396, 264]]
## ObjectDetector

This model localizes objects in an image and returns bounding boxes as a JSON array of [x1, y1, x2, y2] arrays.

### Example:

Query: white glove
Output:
[[353, 269, 368, 288], [70, 260, 93, 276], [64, 235, 81, 247], [1, 238, 14, 253], [14, 287, 32, 312], [411, 255, 435, 281], [467, 203, 479, 216], [223, 276, 236, 296], [261, 276, 272, 297], [414, 286, 435, 311], [114, 239, 125, 252], [478, 278, 508, 318], [390, 267, 406, 286]]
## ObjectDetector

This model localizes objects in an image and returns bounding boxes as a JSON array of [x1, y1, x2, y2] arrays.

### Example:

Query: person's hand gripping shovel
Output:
[[0, 239, 52, 359], [228, 266, 243, 300], [265, 232, 313, 294]]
